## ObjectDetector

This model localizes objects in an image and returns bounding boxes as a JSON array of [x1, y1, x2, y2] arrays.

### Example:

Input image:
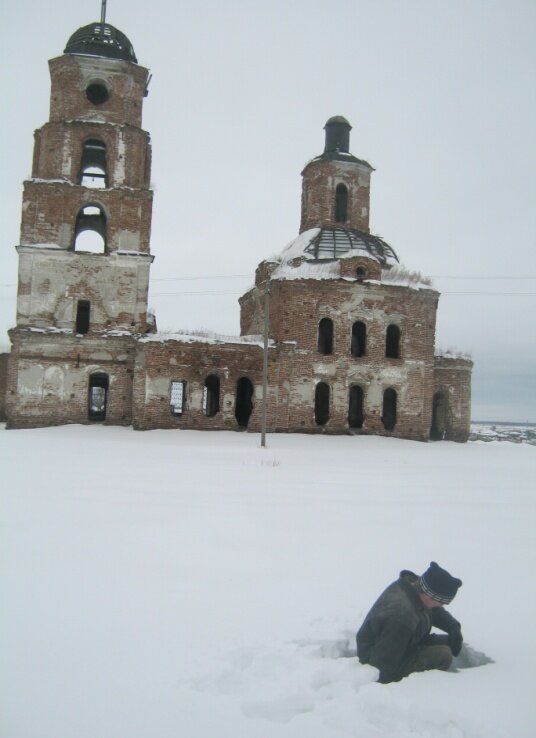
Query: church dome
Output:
[[64, 22, 137, 63]]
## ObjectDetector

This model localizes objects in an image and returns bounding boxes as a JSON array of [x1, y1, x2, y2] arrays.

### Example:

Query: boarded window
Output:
[[386, 324, 401, 358], [88, 373, 108, 422], [335, 183, 348, 223], [314, 382, 330, 426], [203, 375, 220, 417], [317, 318, 334, 355], [351, 321, 366, 357], [348, 385, 364, 429], [170, 381, 186, 415], [235, 377, 254, 428], [74, 204, 107, 253], [80, 139, 107, 188], [75, 300, 90, 334], [382, 388, 397, 430]]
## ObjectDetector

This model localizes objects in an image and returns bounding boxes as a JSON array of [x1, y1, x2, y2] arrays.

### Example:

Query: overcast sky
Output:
[[1, 0, 535, 422]]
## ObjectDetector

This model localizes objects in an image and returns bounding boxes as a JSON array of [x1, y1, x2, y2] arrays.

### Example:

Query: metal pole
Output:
[[260, 282, 270, 448], [101, 0, 107, 26]]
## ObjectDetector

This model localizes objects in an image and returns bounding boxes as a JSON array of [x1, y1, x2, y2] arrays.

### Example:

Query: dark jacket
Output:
[[356, 570, 461, 683]]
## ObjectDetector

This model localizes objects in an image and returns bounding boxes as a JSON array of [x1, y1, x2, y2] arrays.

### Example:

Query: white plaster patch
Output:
[[115, 130, 126, 185], [62, 130, 72, 177], [145, 375, 169, 401], [17, 363, 44, 398]]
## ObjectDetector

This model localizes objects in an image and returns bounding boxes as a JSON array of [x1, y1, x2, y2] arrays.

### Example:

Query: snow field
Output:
[[1, 426, 535, 737]]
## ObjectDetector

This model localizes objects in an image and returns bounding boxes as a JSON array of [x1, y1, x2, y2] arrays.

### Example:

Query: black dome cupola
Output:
[[64, 21, 137, 64], [324, 116, 351, 154]]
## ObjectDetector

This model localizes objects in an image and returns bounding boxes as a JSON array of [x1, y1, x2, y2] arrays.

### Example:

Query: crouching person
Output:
[[356, 562, 463, 683]]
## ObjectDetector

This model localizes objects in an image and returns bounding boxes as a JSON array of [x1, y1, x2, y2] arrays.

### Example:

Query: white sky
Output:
[[1, 0, 535, 422]]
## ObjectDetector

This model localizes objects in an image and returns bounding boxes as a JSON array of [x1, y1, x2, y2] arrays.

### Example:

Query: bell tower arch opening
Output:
[[74, 204, 107, 253], [80, 139, 107, 188]]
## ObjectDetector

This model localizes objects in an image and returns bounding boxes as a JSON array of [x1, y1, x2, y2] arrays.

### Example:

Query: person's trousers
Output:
[[399, 634, 453, 677]]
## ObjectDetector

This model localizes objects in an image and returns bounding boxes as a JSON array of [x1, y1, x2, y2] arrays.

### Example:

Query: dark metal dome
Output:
[[304, 228, 398, 265], [64, 23, 137, 63]]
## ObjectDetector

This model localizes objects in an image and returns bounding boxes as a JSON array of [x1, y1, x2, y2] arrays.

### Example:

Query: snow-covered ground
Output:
[[1, 425, 534, 738]]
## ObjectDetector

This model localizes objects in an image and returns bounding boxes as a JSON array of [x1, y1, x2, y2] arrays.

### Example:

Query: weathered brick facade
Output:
[[4, 19, 472, 441]]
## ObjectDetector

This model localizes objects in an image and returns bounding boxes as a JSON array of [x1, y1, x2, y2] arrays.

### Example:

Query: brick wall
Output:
[[433, 356, 473, 442], [0, 353, 9, 421], [300, 158, 372, 233], [20, 182, 153, 253], [48, 55, 149, 128], [33, 121, 151, 188], [6, 331, 136, 428]]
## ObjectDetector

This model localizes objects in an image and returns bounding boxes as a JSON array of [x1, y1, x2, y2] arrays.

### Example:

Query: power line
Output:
[[1, 273, 535, 289]]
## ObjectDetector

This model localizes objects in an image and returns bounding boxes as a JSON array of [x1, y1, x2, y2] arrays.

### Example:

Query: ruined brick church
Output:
[[4, 18, 472, 441]]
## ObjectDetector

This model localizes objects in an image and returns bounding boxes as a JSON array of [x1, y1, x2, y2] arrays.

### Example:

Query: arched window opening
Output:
[[80, 139, 107, 188], [351, 321, 366, 357], [335, 183, 348, 223], [348, 386, 364, 429], [356, 266, 366, 281], [74, 204, 107, 253], [317, 317, 333, 355], [235, 377, 254, 428], [382, 388, 397, 431], [430, 392, 448, 440], [75, 299, 90, 334], [314, 382, 330, 426], [203, 375, 220, 417], [88, 373, 109, 422], [386, 324, 401, 358]]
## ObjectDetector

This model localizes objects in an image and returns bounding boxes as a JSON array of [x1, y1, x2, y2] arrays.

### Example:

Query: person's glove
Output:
[[448, 626, 463, 657]]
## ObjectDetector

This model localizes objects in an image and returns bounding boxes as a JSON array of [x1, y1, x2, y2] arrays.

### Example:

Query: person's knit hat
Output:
[[419, 562, 462, 604]]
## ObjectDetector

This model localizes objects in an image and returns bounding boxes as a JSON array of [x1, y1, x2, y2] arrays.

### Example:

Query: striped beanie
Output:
[[419, 561, 462, 604]]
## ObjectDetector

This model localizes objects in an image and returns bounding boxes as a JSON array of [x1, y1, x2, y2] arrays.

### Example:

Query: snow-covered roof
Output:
[[140, 331, 271, 348], [268, 227, 400, 282]]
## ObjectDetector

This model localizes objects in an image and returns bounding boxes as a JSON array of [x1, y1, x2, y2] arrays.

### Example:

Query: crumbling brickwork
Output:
[[4, 19, 473, 440], [0, 354, 9, 421], [300, 159, 372, 233], [6, 22, 154, 430], [433, 356, 473, 441], [6, 332, 135, 428]]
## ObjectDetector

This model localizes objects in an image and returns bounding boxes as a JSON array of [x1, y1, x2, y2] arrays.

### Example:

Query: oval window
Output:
[[86, 83, 109, 105]]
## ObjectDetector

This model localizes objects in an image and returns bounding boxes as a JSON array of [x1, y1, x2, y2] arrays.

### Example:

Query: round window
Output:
[[86, 83, 109, 105]]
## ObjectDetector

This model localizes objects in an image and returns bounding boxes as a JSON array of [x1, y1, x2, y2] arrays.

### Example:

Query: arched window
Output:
[[314, 382, 330, 426], [348, 385, 364, 429], [74, 204, 107, 253], [79, 139, 107, 188], [235, 377, 254, 428], [351, 321, 366, 357], [430, 392, 448, 440], [318, 317, 333, 355], [203, 375, 220, 417], [88, 373, 109, 422], [75, 299, 90, 334], [335, 183, 348, 223], [386, 324, 401, 358], [382, 388, 397, 430]]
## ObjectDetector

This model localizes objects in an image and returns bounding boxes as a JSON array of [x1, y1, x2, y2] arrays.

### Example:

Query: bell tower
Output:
[[300, 116, 373, 233], [7, 14, 155, 428]]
